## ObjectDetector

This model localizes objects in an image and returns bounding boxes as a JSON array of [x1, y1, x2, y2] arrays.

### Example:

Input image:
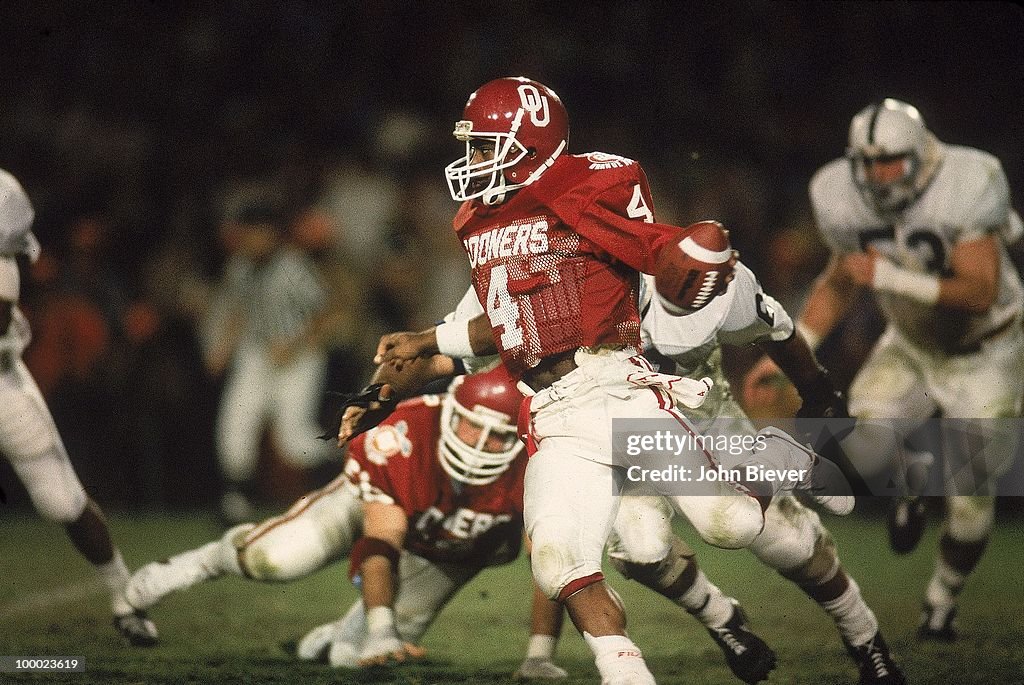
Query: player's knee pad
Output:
[[12, 453, 87, 523], [839, 420, 904, 479], [748, 495, 828, 574], [28, 478, 87, 523], [778, 529, 839, 587], [237, 521, 331, 581], [530, 517, 603, 600], [0, 390, 60, 462], [945, 496, 995, 543], [685, 494, 764, 549], [610, 536, 696, 598], [608, 496, 674, 564]]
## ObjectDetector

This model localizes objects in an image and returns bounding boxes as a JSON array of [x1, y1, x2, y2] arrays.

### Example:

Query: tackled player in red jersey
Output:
[[345, 391, 524, 567], [126, 366, 557, 672]]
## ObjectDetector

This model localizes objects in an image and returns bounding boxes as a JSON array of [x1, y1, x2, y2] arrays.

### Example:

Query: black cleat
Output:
[[887, 496, 926, 554], [705, 601, 777, 684], [844, 631, 906, 685], [918, 602, 957, 641], [114, 609, 159, 647]]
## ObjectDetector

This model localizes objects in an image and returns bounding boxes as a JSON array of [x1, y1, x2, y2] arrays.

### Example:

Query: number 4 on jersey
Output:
[[486, 264, 525, 349], [627, 184, 653, 223]]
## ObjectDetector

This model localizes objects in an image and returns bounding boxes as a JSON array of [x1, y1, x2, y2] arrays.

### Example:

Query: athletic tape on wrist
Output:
[[872, 258, 940, 305], [435, 320, 475, 358]]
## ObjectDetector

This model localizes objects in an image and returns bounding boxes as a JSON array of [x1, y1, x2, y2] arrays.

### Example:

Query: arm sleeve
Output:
[[0, 169, 38, 259], [1002, 209, 1023, 245], [955, 159, 1011, 243], [573, 165, 681, 273], [443, 285, 485, 323], [717, 263, 795, 345], [344, 438, 398, 506]]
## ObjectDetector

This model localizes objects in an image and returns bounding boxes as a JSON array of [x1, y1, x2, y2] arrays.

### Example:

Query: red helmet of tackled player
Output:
[[439, 365, 525, 485], [654, 220, 735, 314]]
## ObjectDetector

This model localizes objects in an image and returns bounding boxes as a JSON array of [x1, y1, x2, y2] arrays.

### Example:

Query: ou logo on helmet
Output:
[[517, 84, 550, 127]]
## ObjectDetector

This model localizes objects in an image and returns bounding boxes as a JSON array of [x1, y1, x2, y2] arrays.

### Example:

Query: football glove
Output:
[[320, 383, 397, 443], [796, 386, 850, 420]]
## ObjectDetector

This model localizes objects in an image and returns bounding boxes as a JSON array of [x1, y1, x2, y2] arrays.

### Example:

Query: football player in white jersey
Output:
[[799, 98, 1024, 640], [0, 168, 158, 646]]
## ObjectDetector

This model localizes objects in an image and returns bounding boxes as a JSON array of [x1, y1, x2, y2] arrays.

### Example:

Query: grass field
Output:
[[2, 508, 1024, 684]]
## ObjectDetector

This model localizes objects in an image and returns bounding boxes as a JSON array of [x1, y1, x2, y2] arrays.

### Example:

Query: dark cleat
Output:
[[918, 602, 957, 642], [114, 609, 159, 647], [844, 631, 906, 685], [705, 601, 776, 684], [887, 496, 926, 554]]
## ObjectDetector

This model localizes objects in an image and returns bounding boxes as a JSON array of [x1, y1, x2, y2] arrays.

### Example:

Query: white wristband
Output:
[[434, 320, 475, 358], [795, 321, 823, 352], [366, 606, 397, 635], [872, 259, 940, 305]]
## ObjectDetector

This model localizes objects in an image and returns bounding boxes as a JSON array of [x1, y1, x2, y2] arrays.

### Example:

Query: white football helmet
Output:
[[439, 365, 525, 486], [847, 98, 944, 214]]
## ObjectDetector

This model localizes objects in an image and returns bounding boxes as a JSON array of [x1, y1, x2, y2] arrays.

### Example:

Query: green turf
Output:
[[2, 509, 1023, 684]]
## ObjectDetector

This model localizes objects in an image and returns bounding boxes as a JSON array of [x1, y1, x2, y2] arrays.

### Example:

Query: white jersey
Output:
[[639, 262, 793, 376], [810, 145, 1024, 354]]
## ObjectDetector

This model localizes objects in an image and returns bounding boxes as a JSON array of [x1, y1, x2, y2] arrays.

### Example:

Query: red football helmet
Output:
[[444, 77, 569, 205], [439, 364, 525, 485]]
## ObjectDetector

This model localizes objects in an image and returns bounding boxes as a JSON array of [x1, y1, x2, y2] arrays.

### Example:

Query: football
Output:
[[654, 220, 734, 314]]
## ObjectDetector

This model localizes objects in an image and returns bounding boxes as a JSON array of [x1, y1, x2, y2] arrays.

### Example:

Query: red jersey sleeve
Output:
[[555, 159, 680, 273], [343, 415, 419, 509]]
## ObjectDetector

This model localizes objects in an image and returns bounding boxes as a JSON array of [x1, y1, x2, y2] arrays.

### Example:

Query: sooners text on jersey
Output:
[[344, 395, 526, 566], [453, 153, 682, 378]]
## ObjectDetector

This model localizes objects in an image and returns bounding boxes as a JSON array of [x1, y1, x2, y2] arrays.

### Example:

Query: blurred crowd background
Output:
[[0, 2, 1021, 510]]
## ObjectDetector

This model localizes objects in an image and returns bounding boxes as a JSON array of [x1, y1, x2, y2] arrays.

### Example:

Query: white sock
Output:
[[583, 632, 654, 684], [820, 577, 879, 647], [526, 634, 557, 659], [97, 550, 133, 615], [675, 569, 734, 629], [925, 557, 964, 609]]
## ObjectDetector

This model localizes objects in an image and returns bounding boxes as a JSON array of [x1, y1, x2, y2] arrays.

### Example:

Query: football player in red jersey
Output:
[[370, 77, 850, 685], [124, 366, 559, 672]]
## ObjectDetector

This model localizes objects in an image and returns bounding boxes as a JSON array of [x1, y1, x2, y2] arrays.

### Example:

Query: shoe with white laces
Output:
[[844, 631, 906, 685], [705, 601, 776, 684]]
